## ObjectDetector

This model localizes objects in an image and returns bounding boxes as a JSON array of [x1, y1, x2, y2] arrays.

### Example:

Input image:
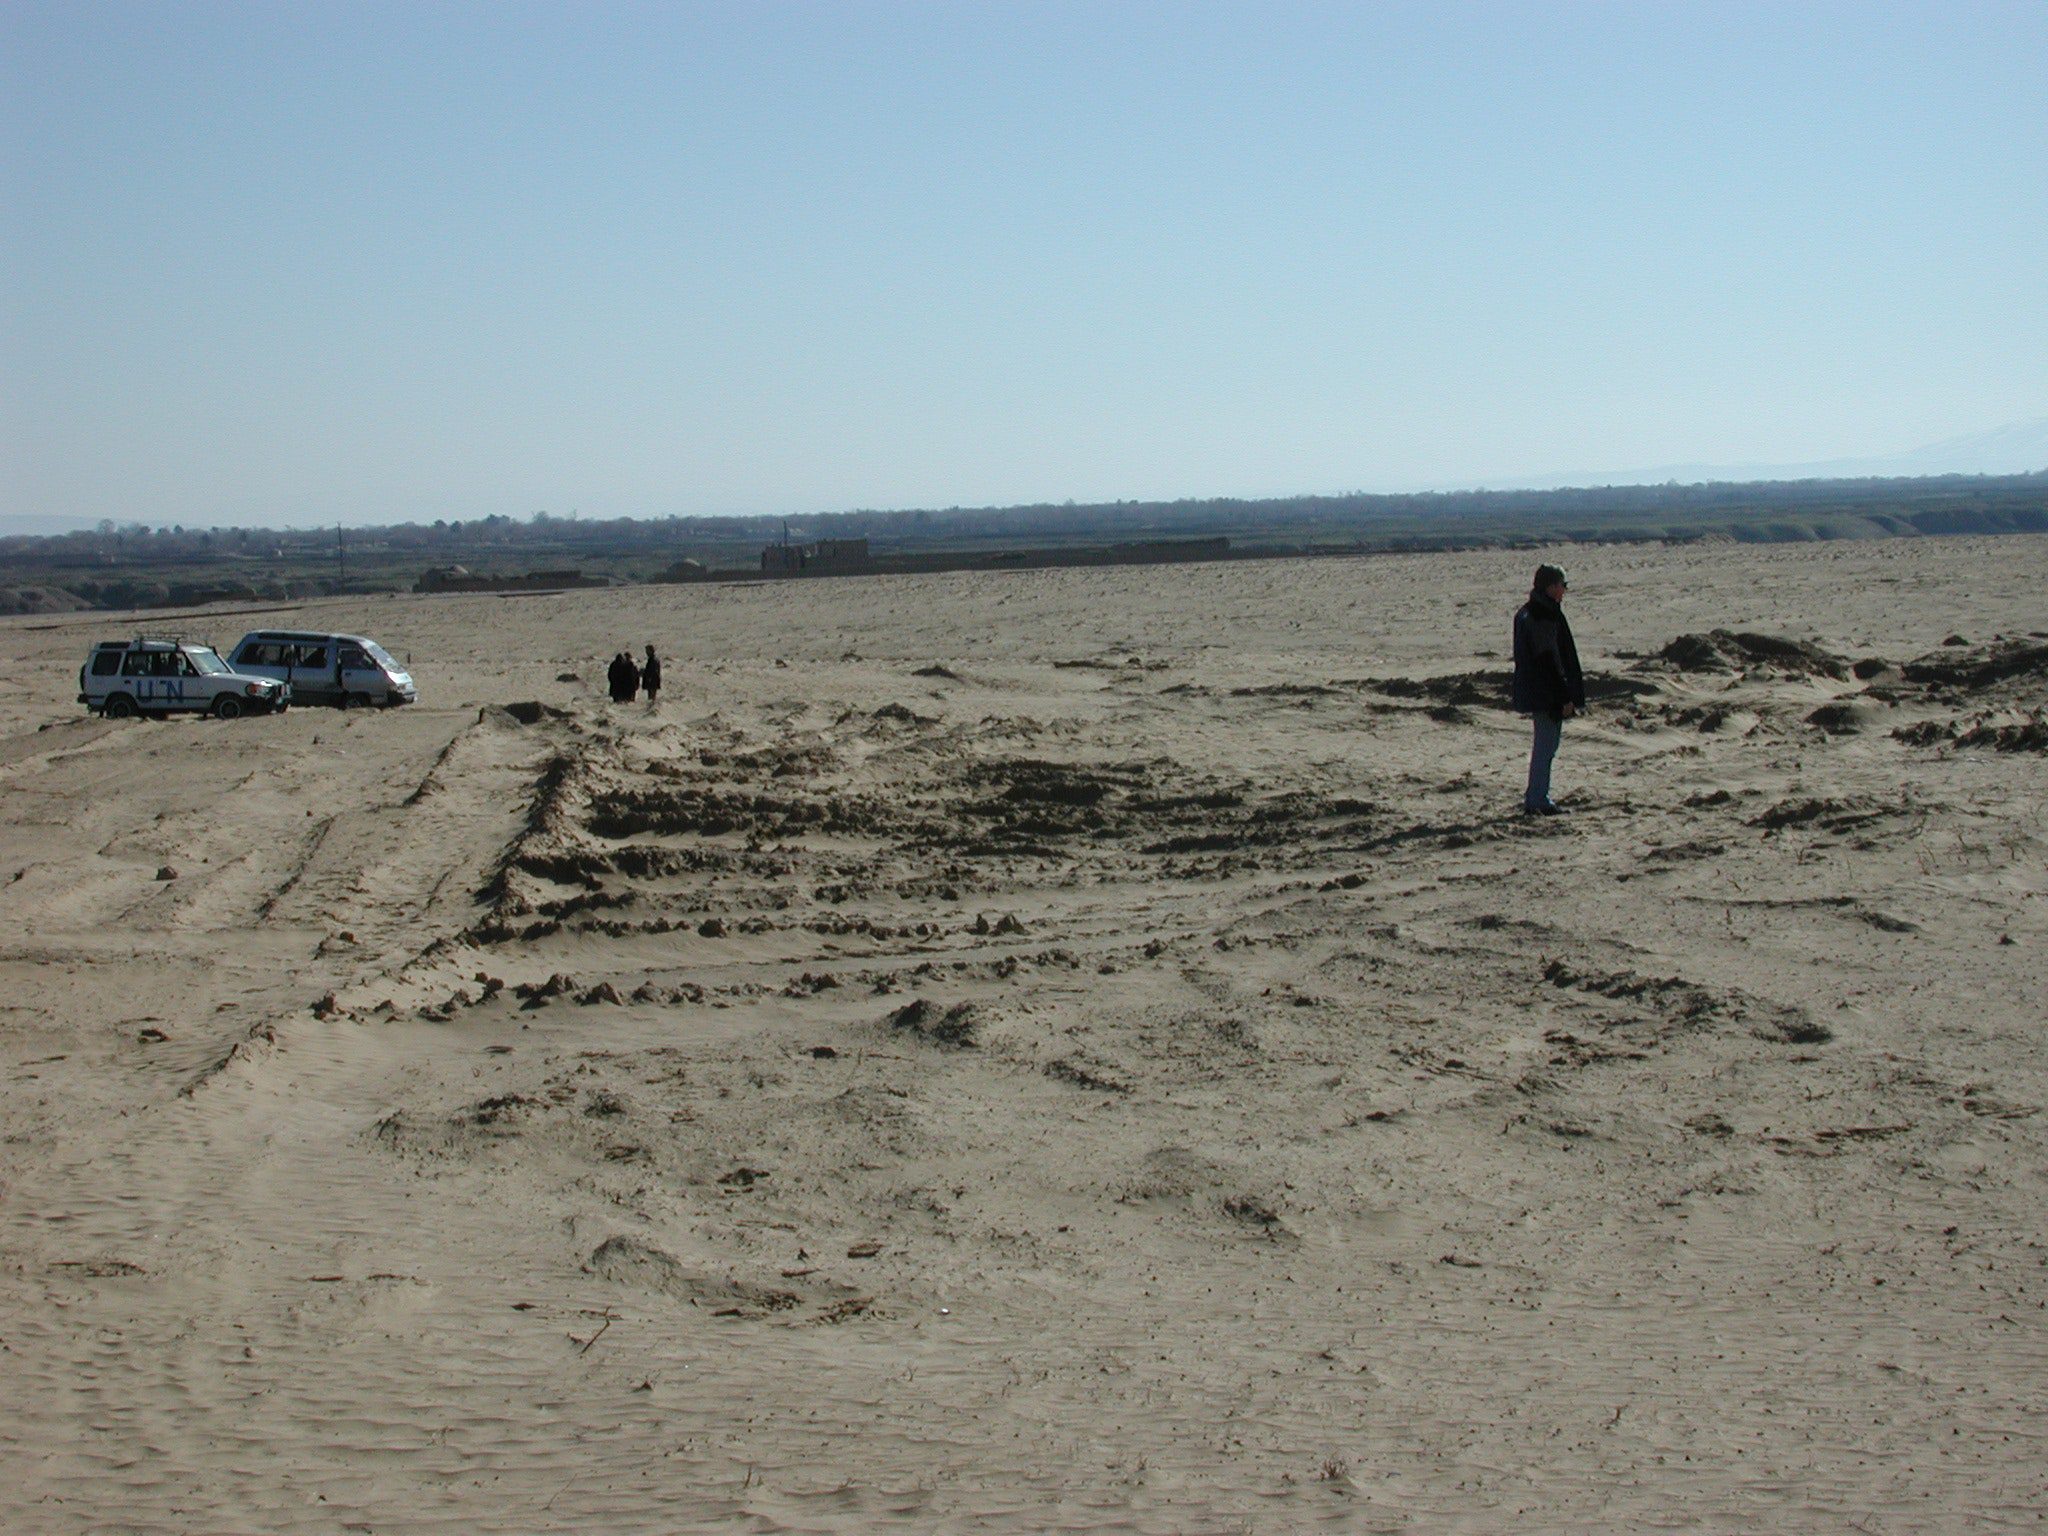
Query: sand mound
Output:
[[1657, 629, 1850, 678]]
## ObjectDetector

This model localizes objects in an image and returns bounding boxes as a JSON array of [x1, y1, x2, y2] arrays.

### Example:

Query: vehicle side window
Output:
[[91, 651, 121, 676], [340, 648, 368, 670], [152, 653, 181, 677], [120, 651, 150, 676], [255, 643, 285, 666], [298, 646, 329, 668]]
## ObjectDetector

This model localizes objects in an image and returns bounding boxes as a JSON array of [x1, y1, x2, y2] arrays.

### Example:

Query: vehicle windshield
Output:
[[183, 648, 232, 675], [365, 642, 402, 671]]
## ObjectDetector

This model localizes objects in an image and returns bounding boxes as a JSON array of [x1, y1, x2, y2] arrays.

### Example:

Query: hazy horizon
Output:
[[5, 2, 2045, 532], [4, 415, 2047, 540]]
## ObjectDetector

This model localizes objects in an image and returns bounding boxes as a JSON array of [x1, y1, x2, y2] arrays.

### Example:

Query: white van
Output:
[[79, 637, 290, 720], [226, 630, 418, 709]]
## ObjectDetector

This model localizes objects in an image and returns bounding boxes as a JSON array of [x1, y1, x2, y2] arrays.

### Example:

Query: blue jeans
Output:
[[1525, 712, 1562, 811]]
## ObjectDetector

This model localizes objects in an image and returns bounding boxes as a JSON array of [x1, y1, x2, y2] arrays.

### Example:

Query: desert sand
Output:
[[1, 535, 2043, 1533]]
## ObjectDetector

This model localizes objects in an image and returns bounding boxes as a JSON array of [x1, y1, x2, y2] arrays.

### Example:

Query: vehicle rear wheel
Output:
[[213, 696, 245, 721], [104, 694, 138, 720]]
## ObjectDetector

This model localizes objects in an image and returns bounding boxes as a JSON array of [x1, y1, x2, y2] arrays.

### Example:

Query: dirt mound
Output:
[[1370, 670, 1655, 710], [1805, 700, 1884, 735], [1542, 959, 1829, 1045], [0, 586, 89, 616], [1115, 1145, 1235, 1203], [1657, 631, 1850, 679], [586, 784, 905, 840], [1957, 715, 2048, 752], [888, 998, 980, 1048], [585, 1237, 816, 1318], [1745, 795, 1899, 836], [1896, 712, 2048, 754], [1900, 639, 2048, 695], [963, 756, 1138, 808]]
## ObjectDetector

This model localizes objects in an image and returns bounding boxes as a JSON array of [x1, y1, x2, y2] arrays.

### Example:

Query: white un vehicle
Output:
[[225, 630, 417, 709], [80, 637, 291, 720]]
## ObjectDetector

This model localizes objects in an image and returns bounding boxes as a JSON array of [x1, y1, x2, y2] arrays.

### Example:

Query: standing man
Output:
[[642, 645, 662, 708], [1511, 563, 1585, 816]]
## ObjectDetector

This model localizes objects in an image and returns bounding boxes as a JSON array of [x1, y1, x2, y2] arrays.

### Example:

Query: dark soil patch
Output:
[[1367, 671, 1512, 709]]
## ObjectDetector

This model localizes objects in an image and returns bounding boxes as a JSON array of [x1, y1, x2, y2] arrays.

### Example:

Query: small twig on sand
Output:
[[572, 1308, 616, 1354]]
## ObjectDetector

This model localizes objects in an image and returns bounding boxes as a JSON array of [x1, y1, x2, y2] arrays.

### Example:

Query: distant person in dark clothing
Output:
[[607, 651, 640, 704], [641, 646, 662, 706], [1511, 564, 1586, 816]]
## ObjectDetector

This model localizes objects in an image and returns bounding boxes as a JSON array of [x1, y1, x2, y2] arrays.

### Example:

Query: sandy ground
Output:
[[1, 536, 2043, 1533]]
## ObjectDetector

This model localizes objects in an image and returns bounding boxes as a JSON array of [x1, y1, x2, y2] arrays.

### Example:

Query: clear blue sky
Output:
[[4, 0, 2044, 528]]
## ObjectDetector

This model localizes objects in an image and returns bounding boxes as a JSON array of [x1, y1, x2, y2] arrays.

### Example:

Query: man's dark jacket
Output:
[[1512, 592, 1585, 719]]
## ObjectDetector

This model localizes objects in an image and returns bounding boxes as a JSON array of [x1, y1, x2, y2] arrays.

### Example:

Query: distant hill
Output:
[[1884, 418, 2048, 477]]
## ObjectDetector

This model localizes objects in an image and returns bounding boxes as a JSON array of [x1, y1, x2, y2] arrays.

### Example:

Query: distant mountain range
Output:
[[1468, 417, 2048, 493]]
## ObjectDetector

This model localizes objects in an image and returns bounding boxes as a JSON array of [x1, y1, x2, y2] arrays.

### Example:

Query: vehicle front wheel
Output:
[[104, 694, 138, 720], [213, 696, 245, 721], [344, 692, 373, 711]]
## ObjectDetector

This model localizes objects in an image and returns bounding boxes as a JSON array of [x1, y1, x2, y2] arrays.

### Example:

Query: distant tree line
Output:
[[2, 472, 2042, 614]]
